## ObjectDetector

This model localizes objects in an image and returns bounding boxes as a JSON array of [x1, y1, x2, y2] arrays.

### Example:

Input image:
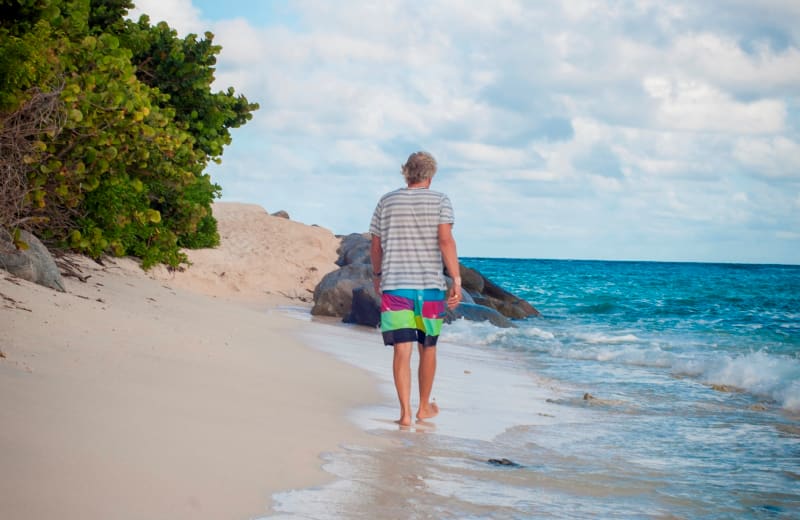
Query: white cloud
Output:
[[212, 19, 268, 66], [441, 142, 531, 169], [561, 0, 610, 21], [672, 33, 800, 94], [733, 137, 800, 179], [126, 0, 800, 263], [128, 0, 203, 35], [333, 140, 395, 169], [589, 174, 623, 192], [643, 76, 786, 134], [500, 170, 561, 182]]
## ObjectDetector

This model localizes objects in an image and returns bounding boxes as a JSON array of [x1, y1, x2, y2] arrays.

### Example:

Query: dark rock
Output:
[[314, 236, 540, 327], [461, 289, 476, 304], [447, 262, 539, 319], [458, 264, 484, 293], [444, 275, 475, 304], [336, 232, 371, 267], [311, 263, 373, 317], [473, 294, 534, 320], [479, 275, 540, 318], [488, 458, 522, 467], [445, 302, 515, 328], [0, 230, 65, 292], [343, 286, 380, 327], [271, 210, 290, 219]]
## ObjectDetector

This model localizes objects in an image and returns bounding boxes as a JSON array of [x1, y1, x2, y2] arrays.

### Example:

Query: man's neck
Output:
[[407, 180, 431, 189]]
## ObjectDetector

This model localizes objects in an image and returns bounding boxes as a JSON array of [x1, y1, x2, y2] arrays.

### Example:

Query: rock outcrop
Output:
[[335, 232, 371, 267], [343, 286, 381, 327], [444, 302, 513, 328], [0, 230, 66, 292], [312, 233, 539, 328], [311, 263, 374, 317], [451, 264, 540, 320]]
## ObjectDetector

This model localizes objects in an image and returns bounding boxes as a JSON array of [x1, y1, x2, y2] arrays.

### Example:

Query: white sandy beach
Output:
[[0, 202, 383, 520]]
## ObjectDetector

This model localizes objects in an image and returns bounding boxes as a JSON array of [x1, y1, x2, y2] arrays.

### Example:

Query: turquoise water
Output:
[[461, 259, 800, 410], [269, 259, 800, 519]]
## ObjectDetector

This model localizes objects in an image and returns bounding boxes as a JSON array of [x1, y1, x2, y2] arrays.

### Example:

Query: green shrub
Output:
[[0, 0, 257, 268]]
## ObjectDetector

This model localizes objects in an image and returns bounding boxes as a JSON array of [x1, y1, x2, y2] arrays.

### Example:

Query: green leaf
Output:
[[12, 229, 29, 251]]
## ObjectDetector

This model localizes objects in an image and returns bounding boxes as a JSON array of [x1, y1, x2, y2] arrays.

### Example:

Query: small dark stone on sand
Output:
[[488, 458, 521, 467]]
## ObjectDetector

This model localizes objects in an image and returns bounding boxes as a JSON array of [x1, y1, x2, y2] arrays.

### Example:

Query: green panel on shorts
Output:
[[421, 316, 443, 337], [381, 309, 415, 332]]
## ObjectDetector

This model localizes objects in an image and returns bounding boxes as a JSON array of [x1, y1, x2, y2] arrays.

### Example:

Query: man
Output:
[[369, 151, 462, 427]]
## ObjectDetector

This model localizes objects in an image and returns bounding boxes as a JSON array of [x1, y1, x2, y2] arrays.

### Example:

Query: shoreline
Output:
[[0, 254, 385, 519], [264, 312, 570, 518]]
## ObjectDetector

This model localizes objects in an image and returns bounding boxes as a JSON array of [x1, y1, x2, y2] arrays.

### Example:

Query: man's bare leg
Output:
[[416, 344, 439, 421], [393, 342, 414, 426]]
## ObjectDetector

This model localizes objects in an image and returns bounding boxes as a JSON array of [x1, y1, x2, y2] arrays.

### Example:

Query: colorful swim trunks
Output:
[[380, 289, 446, 347]]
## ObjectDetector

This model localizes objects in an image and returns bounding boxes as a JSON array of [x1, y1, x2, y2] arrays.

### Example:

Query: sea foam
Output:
[[444, 316, 800, 412], [674, 350, 800, 412]]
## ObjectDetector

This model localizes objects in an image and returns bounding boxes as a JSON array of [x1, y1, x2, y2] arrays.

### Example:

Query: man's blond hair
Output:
[[401, 151, 437, 184]]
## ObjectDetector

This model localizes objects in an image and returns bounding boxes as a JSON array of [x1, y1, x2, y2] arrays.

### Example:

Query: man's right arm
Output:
[[370, 234, 383, 295]]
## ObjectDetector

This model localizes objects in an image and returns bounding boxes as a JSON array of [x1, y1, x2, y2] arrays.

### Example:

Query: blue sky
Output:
[[129, 0, 800, 264]]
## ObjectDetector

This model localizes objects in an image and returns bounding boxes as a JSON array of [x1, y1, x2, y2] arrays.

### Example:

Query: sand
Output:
[[149, 202, 342, 303], [0, 202, 381, 520]]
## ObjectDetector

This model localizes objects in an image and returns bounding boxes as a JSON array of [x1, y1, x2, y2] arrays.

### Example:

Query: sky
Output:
[[128, 0, 800, 264]]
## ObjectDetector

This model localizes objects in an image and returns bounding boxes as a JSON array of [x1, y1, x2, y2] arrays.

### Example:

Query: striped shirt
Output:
[[369, 187, 455, 291]]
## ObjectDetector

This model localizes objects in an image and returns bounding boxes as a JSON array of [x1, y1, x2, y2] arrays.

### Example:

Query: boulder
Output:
[[336, 232, 371, 266], [474, 294, 539, 320], [314, 232, 540, 327], [443, 275, 475, 304], [271, 210, 290, 219], [311, 263, 373, 317], [447, 263, 539, 318], [445, 302, 515, 328], [0, 230, 66, 292], [474, 273, 540, 318], [343, 286, 381, 327], [458, 264, 484, 293], [487, 458, 522, 467]]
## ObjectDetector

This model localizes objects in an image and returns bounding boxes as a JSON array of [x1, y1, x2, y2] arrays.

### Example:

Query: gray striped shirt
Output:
[[369, 187, 455, 290]]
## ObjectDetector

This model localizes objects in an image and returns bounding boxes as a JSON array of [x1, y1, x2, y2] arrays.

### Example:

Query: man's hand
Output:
[[447, 278, 462, 309]]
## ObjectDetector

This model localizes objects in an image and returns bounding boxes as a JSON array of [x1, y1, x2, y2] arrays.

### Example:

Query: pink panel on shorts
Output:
[[422, 299, 445, 319]]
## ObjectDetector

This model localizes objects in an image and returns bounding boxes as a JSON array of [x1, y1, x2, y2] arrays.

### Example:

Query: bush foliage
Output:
[[0, 0, 257, 268]]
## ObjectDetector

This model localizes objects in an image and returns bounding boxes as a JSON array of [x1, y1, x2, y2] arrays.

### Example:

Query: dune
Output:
[[0, 202, 380, 520], [148, 202, 342, 303]]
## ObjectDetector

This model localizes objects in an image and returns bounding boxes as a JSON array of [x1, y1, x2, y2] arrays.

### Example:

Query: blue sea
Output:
[[267, 259, 800, 519]]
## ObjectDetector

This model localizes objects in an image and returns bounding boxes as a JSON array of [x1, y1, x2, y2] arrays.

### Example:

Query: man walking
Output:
[[369, 151, 462, 427]]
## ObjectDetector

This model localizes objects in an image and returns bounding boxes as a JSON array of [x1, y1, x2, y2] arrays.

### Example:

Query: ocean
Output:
[[266, 259, 800, 519]]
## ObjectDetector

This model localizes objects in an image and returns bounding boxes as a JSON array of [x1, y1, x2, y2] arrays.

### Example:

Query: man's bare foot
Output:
[[416, 401, 439, 421], [396, 415, 413, 427]]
